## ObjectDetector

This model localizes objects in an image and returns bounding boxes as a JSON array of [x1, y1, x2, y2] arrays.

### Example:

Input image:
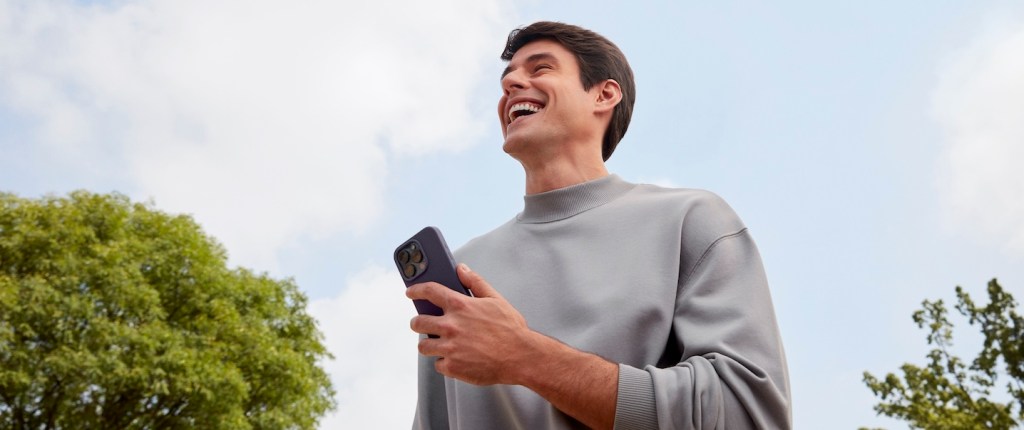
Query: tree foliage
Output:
[[0, 191, 335, 429], [862, 279, 1024, 429]]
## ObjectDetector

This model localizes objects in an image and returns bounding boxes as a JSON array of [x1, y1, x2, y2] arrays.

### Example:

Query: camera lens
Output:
[[399, 249, 410, 264], [411, 249, 423, 263], [404, 263, 417, 278]]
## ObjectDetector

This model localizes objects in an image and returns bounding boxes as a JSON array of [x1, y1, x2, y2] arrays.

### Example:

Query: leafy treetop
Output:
[[862, 279, 1023, 430], [0, 191, 335, 430]]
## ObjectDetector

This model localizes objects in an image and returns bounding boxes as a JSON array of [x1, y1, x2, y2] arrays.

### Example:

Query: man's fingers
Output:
[[406, 281, 460, 310], [410, 314, 444, 338], [458, 264, 503, 299], [434, 356, 452, 378]]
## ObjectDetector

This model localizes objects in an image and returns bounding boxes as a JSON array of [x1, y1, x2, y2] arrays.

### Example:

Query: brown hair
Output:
[[501, 21, 636, 161]]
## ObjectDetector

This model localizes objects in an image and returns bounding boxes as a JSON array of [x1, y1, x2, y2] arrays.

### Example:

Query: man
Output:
[[407, 21, 791, 429]]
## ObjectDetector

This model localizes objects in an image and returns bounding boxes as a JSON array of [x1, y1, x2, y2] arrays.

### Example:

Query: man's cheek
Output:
[[497, 97, 506, 117], [497, 96, 509, 137]]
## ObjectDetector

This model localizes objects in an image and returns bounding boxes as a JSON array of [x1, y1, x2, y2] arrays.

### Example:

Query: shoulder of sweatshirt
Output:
[[627, 183, 747, 238]]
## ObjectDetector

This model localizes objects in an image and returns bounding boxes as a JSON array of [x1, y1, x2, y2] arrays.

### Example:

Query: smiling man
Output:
[[407, 21, 791, 429]]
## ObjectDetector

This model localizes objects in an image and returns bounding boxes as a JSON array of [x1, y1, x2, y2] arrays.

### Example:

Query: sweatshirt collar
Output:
[[518, 174, 636, 223]]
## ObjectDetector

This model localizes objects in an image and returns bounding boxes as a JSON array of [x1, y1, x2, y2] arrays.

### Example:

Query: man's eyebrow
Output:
[[501, 52, 559, 79]]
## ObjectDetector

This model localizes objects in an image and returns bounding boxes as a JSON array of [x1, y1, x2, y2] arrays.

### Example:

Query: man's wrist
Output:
[[509, 330, 613, 390], [504, 328, 557, 387]]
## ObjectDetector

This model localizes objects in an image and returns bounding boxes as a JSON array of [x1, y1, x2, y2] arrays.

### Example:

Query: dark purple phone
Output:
[[394, 226, 472, 316]]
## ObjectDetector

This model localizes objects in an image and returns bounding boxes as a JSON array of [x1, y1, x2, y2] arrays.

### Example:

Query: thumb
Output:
[[458, 264, 502, 299]]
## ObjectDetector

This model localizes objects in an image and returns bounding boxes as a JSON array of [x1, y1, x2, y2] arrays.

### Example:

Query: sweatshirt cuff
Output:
[[614, 364, 657, 430]]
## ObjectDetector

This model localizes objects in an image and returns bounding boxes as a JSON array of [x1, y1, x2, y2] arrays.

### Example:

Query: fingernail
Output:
[[458, 263, 471, 272]]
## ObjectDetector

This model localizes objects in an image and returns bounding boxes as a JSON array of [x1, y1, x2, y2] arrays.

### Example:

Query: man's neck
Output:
[[521, 158, 609, 195]]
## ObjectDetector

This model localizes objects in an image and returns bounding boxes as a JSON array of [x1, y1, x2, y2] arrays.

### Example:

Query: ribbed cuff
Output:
[[614, 364, 658, 430]]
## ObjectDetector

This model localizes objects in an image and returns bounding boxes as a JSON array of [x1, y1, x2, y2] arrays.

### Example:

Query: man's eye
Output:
[[533, 64, 552, 73]]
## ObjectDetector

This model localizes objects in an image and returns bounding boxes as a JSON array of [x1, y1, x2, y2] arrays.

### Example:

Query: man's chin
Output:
[[502, 134, 546, 161], [501, 136, 528, 157], [501, 139, 516, 155]]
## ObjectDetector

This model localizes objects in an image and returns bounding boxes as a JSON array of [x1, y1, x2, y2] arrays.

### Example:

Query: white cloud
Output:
[[933, 13, 1024, 253], [0, 0, 515, 270], [308, 265, 421, 429]]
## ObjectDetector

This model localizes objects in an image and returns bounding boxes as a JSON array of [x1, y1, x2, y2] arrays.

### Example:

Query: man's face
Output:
[[497, 39, 601, 157]]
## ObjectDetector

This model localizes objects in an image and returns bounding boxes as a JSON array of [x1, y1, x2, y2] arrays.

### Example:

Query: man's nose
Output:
[[501, 70, 528, 95]]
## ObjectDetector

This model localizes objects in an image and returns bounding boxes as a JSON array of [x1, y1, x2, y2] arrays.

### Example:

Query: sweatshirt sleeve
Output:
[[613, 228, 792, 430], [412, 344, 450, 429]]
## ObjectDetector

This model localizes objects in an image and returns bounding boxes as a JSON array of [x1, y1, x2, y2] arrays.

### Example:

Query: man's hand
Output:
[[407, 264, 618, 429], [407, 264, 539, 385]]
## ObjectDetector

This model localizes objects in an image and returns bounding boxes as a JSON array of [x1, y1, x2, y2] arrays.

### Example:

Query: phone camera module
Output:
[[398, 241, 428, 280]]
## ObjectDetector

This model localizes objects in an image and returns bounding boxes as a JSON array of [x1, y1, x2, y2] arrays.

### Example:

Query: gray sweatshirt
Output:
[[413, 174, 791, 429]]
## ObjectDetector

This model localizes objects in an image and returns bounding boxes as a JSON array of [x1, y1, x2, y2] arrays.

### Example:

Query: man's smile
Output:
[[508, 102, 544, 123]]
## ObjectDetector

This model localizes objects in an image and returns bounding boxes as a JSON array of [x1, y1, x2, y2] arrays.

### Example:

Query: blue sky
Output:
[[2, 0, 1023, 428]]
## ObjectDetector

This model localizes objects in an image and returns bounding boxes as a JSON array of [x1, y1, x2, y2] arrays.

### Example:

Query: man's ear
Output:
[[593, 79, 622, 114]]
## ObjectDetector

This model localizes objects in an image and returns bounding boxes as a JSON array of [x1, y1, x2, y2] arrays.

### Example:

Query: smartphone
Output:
[[394, 226, 472, 316]]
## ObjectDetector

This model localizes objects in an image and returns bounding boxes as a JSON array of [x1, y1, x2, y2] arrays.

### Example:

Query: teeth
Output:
[[508, 103, 542, 121]]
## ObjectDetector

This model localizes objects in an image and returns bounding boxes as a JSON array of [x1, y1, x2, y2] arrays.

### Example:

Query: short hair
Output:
[[501, 21, 636, 161]]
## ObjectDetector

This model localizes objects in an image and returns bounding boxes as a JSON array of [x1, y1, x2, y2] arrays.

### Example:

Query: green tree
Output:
[[0, 191, 335, 429], [862, 279, 1023, 429]]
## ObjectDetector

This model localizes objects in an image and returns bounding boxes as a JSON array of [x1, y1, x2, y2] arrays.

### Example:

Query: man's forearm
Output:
[[512, 331, 619, 430]]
